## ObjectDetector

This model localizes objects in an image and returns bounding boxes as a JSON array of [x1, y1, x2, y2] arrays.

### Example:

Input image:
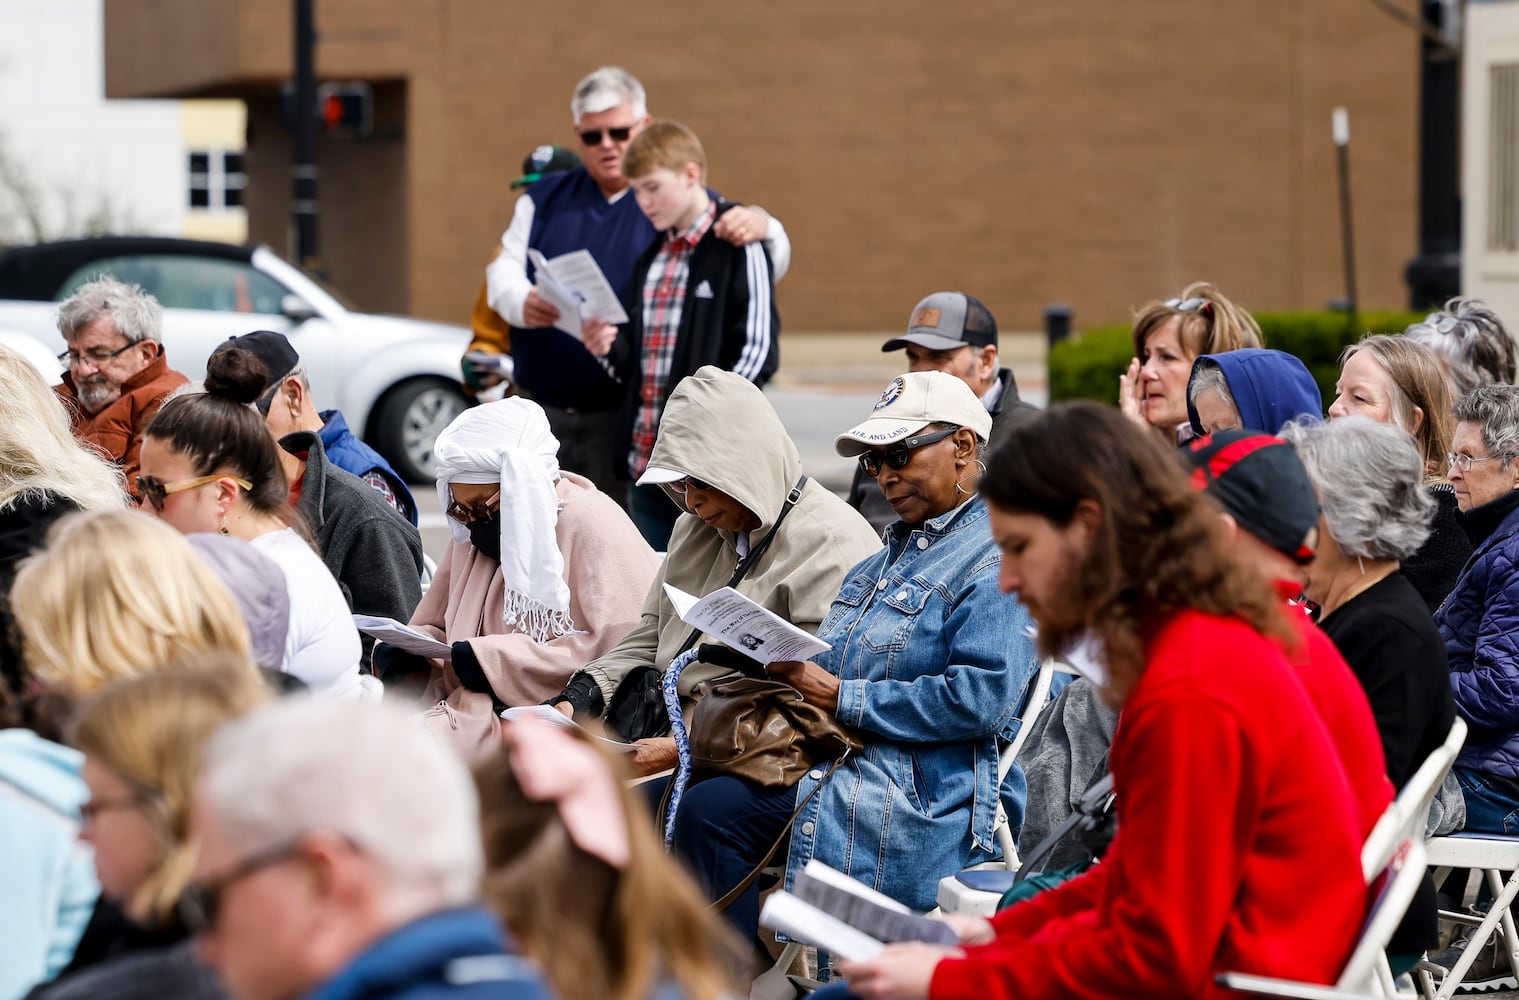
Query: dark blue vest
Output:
[[516, 168, 658, 410]]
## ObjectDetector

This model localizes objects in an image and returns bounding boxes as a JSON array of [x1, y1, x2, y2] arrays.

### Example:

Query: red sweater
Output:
[[1275, 584, 1394, 842], [931, 609, 1366, 1000]]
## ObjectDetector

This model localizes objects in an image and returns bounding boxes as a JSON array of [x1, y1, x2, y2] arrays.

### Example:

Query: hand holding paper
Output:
[[352, 615, 452, 660], [662, 584, 830, 665], [528, 248, 629, 339]]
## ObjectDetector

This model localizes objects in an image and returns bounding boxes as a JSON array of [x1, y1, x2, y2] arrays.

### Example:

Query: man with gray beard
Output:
[[53, 276, 188, 500]]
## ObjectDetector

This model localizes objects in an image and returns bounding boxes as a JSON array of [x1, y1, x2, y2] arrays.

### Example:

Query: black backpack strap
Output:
[[1013, 771, 1116, 884]]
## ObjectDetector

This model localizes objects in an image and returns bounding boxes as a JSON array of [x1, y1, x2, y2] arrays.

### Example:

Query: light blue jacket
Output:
[[783, 496, 1040, 912], [0, 729, 99, 1000]]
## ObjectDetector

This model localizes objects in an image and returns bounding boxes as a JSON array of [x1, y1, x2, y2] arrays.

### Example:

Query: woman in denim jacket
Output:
[[670, 372, 1041, 951]]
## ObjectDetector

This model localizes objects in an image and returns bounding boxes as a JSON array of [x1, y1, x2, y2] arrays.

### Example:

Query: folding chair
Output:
[[934, 657, 1065, 916], [1415, 720, 1519, 999], [1219, 716, 1466, 999]]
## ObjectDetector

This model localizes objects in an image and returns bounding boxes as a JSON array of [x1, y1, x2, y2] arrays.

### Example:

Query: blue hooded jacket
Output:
[[1188, 348, 1323, 436]]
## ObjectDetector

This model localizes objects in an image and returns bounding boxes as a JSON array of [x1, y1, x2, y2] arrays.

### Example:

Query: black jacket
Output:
[[606, 201, 779, 479], [279, 431, 424, 660], [847, 367, 1039, 535], [1402, 483, 1472, 614]]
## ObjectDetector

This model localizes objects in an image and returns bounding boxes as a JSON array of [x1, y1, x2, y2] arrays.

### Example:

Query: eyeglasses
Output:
[[1164, 297, 1215, 317], [577, 126, 634, 146], [857, 427, 960, 479], [58, 342, 136, 368], [136, 474, 253, 512], [446, 489, 500, 524], [668, 476, 714, 496], [1448, 453, 1504, 473], [179, 840, 305, 935]]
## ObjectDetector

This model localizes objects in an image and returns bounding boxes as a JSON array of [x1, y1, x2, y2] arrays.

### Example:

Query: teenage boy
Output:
[[584, 120, 779, 548]]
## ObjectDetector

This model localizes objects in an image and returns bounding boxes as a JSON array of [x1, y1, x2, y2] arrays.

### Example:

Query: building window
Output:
[[1491, 64, 1519, 253], [188, 150, 248, 212]]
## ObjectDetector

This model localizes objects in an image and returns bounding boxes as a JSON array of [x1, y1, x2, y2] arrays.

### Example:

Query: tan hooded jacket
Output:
[[571, 366, 883, 712]]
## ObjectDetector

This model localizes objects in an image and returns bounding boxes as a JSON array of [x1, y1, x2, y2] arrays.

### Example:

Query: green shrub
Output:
[[1048, 310, 1427, 407]]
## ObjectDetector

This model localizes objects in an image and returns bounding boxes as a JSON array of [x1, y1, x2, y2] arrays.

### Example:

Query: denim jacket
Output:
[[783, 496, 1040, 912]]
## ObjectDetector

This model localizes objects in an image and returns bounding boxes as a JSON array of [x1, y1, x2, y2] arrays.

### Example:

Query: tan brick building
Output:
[[104, 0, 1421, 333]]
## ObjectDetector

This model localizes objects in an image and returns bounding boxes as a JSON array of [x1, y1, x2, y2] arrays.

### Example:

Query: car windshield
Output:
[[57, 254, 289, 314]]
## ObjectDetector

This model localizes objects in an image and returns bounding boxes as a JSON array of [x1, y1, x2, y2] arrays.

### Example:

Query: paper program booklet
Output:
[[662, 585, 830, 665], [528, 248, 629, 339], [497, 704, 638, 754], [352, 615, 452, 660], [759, 861, 959, 961]]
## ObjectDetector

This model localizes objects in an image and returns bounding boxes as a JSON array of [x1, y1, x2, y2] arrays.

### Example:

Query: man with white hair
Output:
[[185, 698, 550, 1000], [53, 276, 188, 498], [485, 66, 791, 497]]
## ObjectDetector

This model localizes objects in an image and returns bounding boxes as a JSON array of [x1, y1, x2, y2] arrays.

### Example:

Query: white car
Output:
[[0, 236, 471, 482]]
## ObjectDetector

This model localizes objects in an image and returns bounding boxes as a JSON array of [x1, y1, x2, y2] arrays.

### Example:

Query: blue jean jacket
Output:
[[783, 496, 1040, 912]]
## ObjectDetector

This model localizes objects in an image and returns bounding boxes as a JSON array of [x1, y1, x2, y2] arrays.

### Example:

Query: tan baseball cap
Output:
[[834, 371, 992, 458]]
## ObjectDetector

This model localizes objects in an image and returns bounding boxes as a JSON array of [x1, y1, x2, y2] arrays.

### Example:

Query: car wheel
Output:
[[372, 378, 467, 483]]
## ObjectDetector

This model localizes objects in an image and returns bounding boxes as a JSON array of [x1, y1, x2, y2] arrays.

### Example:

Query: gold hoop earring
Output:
[[954, 459, 988, 496]]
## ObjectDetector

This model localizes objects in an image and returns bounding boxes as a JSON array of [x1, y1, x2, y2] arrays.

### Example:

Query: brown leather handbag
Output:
[[687, 675, 863, 788]]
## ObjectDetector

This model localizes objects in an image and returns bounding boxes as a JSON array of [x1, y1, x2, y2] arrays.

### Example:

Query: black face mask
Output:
[[467, 515, 501, 563]]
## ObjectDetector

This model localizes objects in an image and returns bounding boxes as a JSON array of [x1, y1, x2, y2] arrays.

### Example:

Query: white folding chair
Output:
[[1415, 719, 1519, 999], [934, 657, 1064, 916], [1220, 715, 1466, 999]]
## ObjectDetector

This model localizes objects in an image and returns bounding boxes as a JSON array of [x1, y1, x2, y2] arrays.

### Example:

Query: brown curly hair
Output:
[[980, 402, 1292, 705]]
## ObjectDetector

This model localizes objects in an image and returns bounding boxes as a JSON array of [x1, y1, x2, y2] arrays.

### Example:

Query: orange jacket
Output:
[[55, 348, 189, 498]]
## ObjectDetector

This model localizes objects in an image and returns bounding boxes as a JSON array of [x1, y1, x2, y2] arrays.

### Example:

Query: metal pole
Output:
[[1333, 108, 1358, 322], [291, 0, 318, 270], [1404, 0, 1461, 309]]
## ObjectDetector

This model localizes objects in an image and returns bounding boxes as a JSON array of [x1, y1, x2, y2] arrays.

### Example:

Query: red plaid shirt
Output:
[[630, 202, 717, 476]]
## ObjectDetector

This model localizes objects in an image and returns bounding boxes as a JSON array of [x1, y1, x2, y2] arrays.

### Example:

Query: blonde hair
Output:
[[622, 120, 707, 185], [0, 345, 128, 514], [1339, 334, 1453, 479], [475, 735, 744, 1000], [10, 510, 254, 695], [1131, 281, 1264, 360], [72, 660, 270, 925]]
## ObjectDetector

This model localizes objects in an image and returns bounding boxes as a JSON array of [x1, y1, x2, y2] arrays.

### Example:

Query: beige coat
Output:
[[416, 472, 658, 756], [571, 366, 883, 713]]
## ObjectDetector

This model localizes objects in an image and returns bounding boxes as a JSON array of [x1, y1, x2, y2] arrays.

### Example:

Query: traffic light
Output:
[[317, 82, 373, 137], [279, 81, 374, 138]]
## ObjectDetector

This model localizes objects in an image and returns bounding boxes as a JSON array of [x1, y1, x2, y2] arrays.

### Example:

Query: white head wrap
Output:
[[432, 398, 575, 643]]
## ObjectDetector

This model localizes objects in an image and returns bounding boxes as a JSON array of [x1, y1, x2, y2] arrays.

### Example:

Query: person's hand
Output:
[[523, 287, 561, 328], [713, 205, 770, 246], [553, 701, 575, 719], [461, 355, 504, 391], [582, 318, 618, 357], [629, 736, 678, 777], [765, 660, 841, 712], [1118, 357, 1148, 428], [932, 913, 995, 946], [837, 942, 963, 1000]]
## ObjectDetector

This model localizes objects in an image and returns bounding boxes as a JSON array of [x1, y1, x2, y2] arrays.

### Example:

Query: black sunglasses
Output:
[[577, 126, 633, 146], [179, 840, 304, 934], [136, 474, 252, 512], [858, 427, 959, 479]]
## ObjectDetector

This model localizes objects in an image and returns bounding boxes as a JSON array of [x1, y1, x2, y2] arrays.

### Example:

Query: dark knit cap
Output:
[[1180, 429, 1320, 564]]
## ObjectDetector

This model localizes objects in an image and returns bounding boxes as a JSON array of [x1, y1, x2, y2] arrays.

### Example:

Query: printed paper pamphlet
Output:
[[662, 585, 830, 665], [352, 615, 452, 660], [528, 248, 629, 338]]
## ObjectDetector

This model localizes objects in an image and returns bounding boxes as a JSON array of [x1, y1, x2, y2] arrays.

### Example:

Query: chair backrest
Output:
[[1338, 837, 1429, 992], [999, 656, 1057, 784], [992, 657, 1058, 869], [1360, 716, 1467, 881]]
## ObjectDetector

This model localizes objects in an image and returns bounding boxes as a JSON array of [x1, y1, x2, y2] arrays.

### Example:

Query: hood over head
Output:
[[1188, 348, 1323, 436], [639, 366, 802, 537]]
